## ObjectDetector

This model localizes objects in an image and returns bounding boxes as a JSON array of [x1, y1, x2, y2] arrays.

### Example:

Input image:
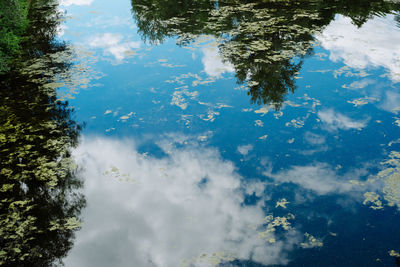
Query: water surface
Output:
[[1, 0, 400, 266]]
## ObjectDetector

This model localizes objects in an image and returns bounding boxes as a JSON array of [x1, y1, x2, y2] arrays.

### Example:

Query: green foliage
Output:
[[0, 0, 29, 73]]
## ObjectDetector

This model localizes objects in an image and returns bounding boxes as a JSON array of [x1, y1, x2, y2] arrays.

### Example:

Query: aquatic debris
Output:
[[259, 135, 268, 140], [287, 138, 295, 144]]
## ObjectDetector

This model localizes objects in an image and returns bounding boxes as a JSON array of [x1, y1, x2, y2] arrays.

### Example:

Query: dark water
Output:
[[1, 0, 400, 266]]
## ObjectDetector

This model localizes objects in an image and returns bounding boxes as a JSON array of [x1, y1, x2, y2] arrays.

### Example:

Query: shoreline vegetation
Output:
[[1, 1, 85, 266], [0, 0, 30, 73]]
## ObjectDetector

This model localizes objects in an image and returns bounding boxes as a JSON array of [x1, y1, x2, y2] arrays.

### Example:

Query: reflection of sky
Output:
[[88, 33, 141, 61], [60, 0, 94, 6], [57, 1, 400, 266], [201, 44, 234, 77], [318, 15, 400, 82], [65, 137, 299, 267]]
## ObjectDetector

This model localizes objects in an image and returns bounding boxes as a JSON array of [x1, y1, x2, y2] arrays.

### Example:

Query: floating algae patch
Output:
[[363, 192, 384, 210], [171, 86, 199, 110], [285, 119, 305, 128], [0, 57, 85, 265], [21, 45, 104, 101], [119, 112, 135, 121], [182, 252, 236, 267], [254, 120, 264, 127], [347, 97, 378, 107], [276, 198, 290, 209], [389, 250, 400, 257], [358, 150, 400, 210], [394, 118, 400, 127], [258, 213, 295, 240], [300, 233, 323, 249], [103, 166, 134, 183], [254, 106, 269, 116], [376, 151, 400, 209], [389, 138, 400, 147], [274, 111, 283, 119], [333, 66, 369, 79], [200, 110, 220, 122], [285, 100, 302, 108]]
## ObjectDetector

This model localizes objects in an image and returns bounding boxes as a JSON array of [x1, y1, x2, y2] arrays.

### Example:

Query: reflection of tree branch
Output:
[[0, 1, 85, 266], [131, 0, 400, 109]]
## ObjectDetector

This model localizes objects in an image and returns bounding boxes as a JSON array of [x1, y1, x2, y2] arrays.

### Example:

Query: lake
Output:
[[1, 0, 400, 266]]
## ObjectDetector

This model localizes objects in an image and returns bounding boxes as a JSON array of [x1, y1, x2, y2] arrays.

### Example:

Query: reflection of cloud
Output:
[[379, 90, 400, 113], [318, 15, 400, 81], [202, 45, 234, 77], [264, 163, 354, 195], [56, 24, 67, 37], [304, 132, 325, 145], [237, 144, 253, 156], [88, 33, 141, 61], [318, 109, 368, 131], [343, 79, 375, 90], [65, 137, 298, 267], [60, 0, 94, 6]]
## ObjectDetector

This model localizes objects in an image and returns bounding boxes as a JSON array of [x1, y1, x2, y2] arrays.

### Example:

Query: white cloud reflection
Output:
[[318, 15, 400, 81], [202, 45, 234, 77], [60, 0, 94, 6], [65, 137, 298, 267], [265, 163, 354, 195], [88, 33, 141, 61], [318, 109, 368, 131]]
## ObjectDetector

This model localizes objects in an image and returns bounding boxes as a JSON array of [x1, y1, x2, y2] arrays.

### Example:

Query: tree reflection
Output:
[[0, 1, 84, 266], [131, 0, 400, 109]]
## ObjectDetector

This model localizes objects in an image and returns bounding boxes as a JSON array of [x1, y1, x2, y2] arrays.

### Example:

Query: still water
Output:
[[1, 0, 400, 266]]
